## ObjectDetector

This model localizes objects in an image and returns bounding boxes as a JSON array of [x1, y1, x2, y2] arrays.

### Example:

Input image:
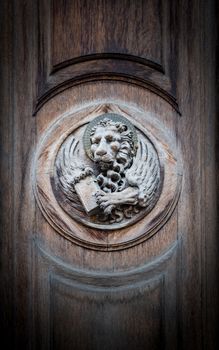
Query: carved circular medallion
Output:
[[34, 104, 182, 250], [53, 113, 162, 229]]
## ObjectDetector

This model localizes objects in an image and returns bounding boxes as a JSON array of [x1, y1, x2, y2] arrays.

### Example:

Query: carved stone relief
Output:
[[34, 103, 182, 250], [54, 114, 162, 229]]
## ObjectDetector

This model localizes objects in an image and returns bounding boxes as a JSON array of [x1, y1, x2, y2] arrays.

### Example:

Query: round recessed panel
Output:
[[33, 104, 182, 251]]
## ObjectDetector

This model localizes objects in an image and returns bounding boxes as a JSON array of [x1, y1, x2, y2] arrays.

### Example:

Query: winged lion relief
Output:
[[54, 114, 162, 228]]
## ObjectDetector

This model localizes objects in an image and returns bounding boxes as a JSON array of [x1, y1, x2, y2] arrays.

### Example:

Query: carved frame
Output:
[[33, 102, 182, 251]]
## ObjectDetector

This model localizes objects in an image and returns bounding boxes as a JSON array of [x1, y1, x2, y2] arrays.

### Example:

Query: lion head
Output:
[[90, 118, 135, 192]]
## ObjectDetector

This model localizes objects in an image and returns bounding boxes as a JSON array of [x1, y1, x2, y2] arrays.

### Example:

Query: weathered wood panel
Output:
[[0, 1, 218, 349]]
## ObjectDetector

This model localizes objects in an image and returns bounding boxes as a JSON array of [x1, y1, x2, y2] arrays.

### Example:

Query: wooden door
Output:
[[0, 1, 218, 349]]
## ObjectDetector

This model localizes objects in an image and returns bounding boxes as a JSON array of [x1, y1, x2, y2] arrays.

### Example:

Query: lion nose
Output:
[[96, 147, 107, 156], [96, 139, 107, 156]]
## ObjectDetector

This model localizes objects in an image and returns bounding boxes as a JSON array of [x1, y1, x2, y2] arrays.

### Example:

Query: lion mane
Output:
[[90, 118, 135, 194]]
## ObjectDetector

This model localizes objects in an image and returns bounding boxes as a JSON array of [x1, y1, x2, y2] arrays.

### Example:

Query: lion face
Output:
[[90, 125, 121, 164]]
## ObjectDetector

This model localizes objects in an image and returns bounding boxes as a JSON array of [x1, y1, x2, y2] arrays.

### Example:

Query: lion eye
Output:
[[92, 137, 101, 144], [105, 135, 113, 142]]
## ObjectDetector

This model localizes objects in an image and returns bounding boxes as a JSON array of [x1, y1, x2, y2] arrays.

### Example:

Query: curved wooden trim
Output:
[[35, 239, 178, 284], [34, 73, 180, 116], [51, 53, 165, 74]]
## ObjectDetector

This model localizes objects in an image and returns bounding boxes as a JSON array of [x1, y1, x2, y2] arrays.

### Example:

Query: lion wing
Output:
[[125, 140, 160, 207], [56, 135, 93, 208]]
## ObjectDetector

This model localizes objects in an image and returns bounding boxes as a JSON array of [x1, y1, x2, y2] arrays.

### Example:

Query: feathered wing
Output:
[[56, 135, 93, 208], [125, 140, 161, 207]]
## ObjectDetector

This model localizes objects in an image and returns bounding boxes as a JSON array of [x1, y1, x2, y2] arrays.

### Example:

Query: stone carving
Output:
[[56, 114, 161, 225]]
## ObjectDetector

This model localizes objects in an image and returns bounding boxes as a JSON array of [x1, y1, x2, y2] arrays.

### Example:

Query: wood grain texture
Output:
[[31, 240, 178, 350], [0, 1, 14, 347], [176, 1, 218, 348], [0, 0, 218, 349], [52, 0, 163, 66], [39, 0, 163, 73], [36, 0, 179, 114], [10, 1, 38, 348]]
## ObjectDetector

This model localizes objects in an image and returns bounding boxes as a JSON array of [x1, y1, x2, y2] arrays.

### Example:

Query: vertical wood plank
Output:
[[12, 0, 37, 348], [0, 1, 14, 347], [201, 1, 218, 348], [176, 0, 218, 348]]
